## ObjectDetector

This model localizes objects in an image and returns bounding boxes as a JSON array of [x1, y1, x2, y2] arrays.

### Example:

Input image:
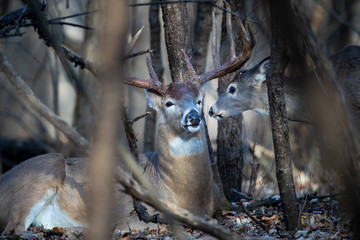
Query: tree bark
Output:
[[216, 0, 245, 202], [267, 0, 299, 230], [194, 3, 212, 74], [161, 0, 194, 82], [143, 0, 163, 152]]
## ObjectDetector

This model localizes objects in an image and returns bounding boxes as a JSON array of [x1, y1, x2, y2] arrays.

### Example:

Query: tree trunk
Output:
[[216, 0, 245, 202], [72, 0, 99, 145], [267, 0, 299, 230], [143, 0, 164, 152], [161, 0, 193, 82]]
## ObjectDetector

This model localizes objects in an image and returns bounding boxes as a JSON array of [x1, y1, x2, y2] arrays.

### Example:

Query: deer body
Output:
[[209, 46, 360, 123], [140, 81, 220, 217], [0, 82, 221, 235], [0, 153, 88, 235]]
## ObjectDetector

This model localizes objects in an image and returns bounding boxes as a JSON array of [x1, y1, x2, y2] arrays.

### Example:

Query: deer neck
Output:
[[252, 78, 311, 123], [155, 122, 215, 215]]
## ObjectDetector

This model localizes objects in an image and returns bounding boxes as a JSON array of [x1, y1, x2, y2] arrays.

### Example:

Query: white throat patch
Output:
[[169, 137, 203, 157]]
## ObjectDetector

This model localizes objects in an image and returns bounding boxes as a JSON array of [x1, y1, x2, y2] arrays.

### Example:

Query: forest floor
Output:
[[4, 193, 355, 240]]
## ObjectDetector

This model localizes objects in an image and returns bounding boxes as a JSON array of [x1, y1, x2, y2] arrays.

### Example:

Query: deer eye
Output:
[[229, 86, 236, 94], [197, 100, 202, 105], [165, 101, 174, 107]]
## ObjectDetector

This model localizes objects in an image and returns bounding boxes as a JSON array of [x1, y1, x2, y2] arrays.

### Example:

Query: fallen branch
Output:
[[0, 50, 90, 154]]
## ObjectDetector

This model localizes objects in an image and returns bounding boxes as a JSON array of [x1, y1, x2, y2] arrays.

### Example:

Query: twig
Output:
[[121, 106, 162, 224], [125, 49, 153, 59], [130, 111, 151, 124], [0, 50, 90, 154], [61, 46, 97, 75], [239, 202, 266, 230], [232, 189, 253, 200]]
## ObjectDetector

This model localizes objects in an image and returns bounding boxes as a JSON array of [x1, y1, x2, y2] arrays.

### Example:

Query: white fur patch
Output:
[[169, 137, 203, 157], [254, 73, 267, 85], [25, 189, 87, 230]]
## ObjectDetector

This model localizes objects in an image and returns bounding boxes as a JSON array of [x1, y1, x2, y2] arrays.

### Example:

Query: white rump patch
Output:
[[25, 189, 87, 230], [169, 137, 203, 157]]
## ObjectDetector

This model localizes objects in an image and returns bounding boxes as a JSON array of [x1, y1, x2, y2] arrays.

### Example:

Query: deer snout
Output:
[[209, 106, 223, 120], [186, 109, 201, 126], [183, 109, 202, 133]]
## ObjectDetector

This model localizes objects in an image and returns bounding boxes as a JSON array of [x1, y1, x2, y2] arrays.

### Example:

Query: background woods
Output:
[[0, 0, 360, 239]]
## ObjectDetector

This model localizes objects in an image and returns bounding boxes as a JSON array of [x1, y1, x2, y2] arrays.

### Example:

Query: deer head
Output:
[[209, 57, 270, 119]]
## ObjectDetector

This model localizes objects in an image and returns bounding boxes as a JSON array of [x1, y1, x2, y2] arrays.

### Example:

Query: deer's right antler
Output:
[[124, 57, 166, 95], [183, 1, 256, 84]]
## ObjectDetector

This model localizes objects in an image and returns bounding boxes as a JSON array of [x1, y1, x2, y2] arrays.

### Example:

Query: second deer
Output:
[[209, 46, 360, 124]]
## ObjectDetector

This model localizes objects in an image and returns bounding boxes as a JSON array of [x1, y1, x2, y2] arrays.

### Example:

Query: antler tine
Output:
[[198, 1, 256, 85], [124, 57, 166, 95], [212, 11, 220, 68], [181, 49, 198, 81], [223, 1, 236, 60], [128, 26, 145, 54]]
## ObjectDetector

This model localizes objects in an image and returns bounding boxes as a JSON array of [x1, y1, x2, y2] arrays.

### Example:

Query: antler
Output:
[[183, 1, 256, 84], [124, 57, 166, 95]]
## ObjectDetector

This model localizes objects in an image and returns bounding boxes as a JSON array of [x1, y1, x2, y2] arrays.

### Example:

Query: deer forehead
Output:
[[164, 81, 201, 101]]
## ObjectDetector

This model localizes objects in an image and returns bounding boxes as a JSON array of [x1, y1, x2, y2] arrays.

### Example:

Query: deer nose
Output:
[[209, 107, 214, 117], [186, 109, 201, 126]]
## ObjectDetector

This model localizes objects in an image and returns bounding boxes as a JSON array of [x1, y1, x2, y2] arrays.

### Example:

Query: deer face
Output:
[[209, 58, 270, 120], [147, 81, 204, 135]]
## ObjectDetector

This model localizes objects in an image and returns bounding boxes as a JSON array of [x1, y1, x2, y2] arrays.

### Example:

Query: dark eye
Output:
[[197, 100, 202, 105], [165, 101, 174, 107], [229, 86, 236, 94]]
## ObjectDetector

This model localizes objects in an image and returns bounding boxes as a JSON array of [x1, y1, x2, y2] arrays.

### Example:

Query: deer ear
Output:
[[145, 89, 161, 111], [251, 57, 270, 86]]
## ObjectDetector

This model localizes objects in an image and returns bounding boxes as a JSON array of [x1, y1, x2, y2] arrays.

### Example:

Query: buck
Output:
[[209, 45, 360, 123], [0, 5, 255, 235]]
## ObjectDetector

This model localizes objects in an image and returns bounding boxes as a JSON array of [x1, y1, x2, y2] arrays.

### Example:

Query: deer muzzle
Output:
[[183, 109, 202, 133], [209, 106, 223, 120]]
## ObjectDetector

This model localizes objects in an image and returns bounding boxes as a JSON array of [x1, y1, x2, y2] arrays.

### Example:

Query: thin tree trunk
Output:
[[267, 0, 299, 230], [194, 3, 212, 74], [194, 2, 227, 205], [73, 0, 98, 143], [143, 0, 163, 152], [216, 0, 245, 202]]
